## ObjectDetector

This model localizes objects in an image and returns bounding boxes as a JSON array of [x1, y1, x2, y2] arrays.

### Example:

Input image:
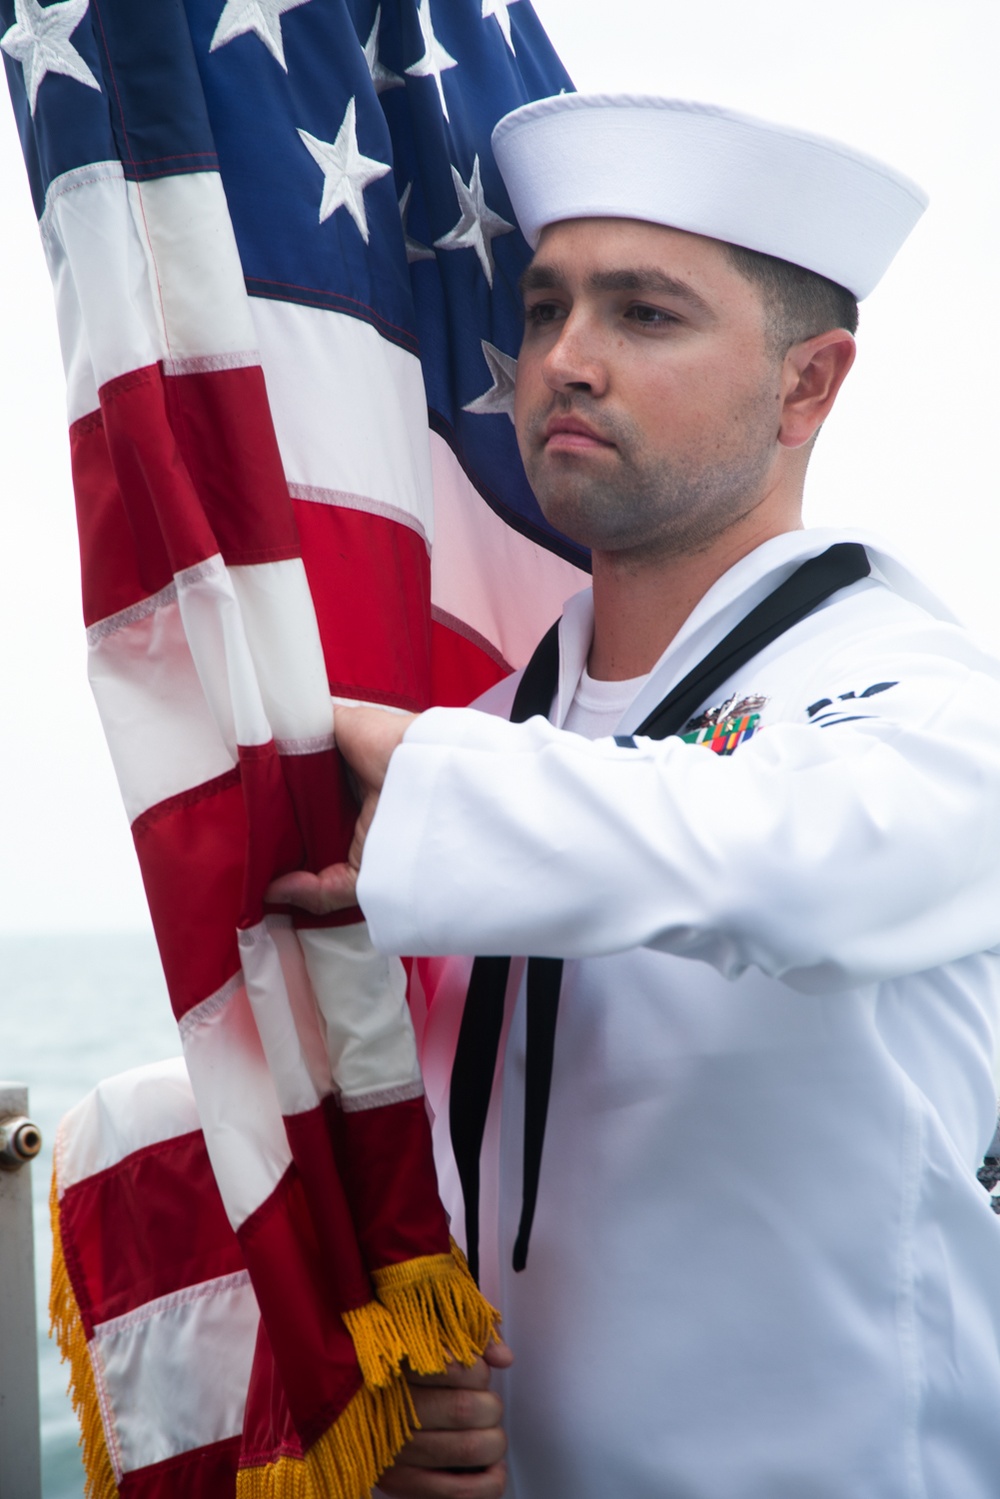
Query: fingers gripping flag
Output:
[[2, 0, 585, 1493]]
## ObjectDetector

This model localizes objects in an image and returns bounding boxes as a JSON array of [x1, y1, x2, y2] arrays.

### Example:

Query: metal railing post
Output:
[[0, 1083, 43, 1499]]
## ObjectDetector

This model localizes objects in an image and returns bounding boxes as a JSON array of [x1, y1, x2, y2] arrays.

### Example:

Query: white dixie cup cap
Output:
[[492, 94, 928, 299]]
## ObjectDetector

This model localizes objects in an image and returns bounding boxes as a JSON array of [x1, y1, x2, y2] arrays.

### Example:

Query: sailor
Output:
[[270, 96, 1000, 1498]]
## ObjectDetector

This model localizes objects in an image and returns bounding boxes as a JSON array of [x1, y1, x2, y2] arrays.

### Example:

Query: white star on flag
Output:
[[363, 6, 403, 95], [1, 0, 100, 117], [399, 182, 435, 264], [298, 97, 391, 244], [405, 0, 457, 122], [209, 0, 312, 72], [482, 0, 519, 53], [434, 155, 514, 288], [463, 340, 518, 421]]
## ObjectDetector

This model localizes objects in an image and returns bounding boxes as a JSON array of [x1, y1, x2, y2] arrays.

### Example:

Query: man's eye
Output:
[[626, 305, 677, 327], [524, 302, 563, 325]]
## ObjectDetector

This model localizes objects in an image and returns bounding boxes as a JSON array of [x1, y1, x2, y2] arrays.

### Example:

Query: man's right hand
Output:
[[377, 1339, 514, 1498], [265, 705, 418, 914]]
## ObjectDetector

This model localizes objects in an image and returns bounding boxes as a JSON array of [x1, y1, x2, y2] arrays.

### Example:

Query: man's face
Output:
[[514, 218, 785, 561]]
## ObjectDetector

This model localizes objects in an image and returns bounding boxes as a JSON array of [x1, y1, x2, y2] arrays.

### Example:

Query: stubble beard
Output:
[[521, 394, 779, 563]]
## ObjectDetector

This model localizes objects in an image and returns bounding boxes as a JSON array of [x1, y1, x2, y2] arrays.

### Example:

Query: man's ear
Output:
[[777, 329, 856, 449]]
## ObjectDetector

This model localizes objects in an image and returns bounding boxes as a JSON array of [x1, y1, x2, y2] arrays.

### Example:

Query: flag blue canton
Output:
[[2, 0, 587, 567]]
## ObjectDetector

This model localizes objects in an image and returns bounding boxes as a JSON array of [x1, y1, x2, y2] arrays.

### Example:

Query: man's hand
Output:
[[265, 706, 417, 914], [377, 1339, 514, 1498]]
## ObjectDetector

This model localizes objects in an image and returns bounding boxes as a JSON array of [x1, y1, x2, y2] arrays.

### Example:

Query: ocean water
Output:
[[0, 932, 181, 1499]]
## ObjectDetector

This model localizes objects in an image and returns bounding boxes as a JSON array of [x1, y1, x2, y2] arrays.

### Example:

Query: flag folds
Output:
[[2, 0, 584, 1492]]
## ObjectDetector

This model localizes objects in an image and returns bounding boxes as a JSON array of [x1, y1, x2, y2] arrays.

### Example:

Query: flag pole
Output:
[[0, 1083, 43, 1499]]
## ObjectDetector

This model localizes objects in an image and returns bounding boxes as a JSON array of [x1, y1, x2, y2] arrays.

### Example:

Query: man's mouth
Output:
[[543, 416, 616, 453]]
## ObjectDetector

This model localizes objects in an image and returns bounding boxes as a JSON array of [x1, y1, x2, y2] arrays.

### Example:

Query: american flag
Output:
[[1, 0, 583, 1491]]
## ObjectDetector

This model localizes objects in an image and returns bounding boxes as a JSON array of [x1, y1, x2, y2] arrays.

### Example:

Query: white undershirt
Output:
[[562, 666, 649, 740]]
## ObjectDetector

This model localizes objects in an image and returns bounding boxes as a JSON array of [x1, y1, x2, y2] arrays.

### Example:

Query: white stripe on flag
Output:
[[250, 298, 436, 541], [229, 559, 333, 742], [41, 163, 162, 423], [298, 924, 422, 1102], [55, 1057, 192, 1194], [87, 586, 236, 824], [175, 555, 274, 752], [124, 172, 258, 355], [90, 1270, 258, 1476], [41, 166, 260, 424], [239, 917, 334, 1116], [180, 979, 292, 1231]]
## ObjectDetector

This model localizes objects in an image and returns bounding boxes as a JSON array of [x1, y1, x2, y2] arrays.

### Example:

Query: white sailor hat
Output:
[[491, 94, 928, 299]]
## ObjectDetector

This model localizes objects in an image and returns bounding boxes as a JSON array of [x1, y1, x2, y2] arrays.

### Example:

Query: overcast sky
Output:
[[0, 0, 996, 934]]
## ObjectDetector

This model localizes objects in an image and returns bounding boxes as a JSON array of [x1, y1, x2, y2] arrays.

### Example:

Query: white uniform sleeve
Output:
[[356, 656, 1000, 994]]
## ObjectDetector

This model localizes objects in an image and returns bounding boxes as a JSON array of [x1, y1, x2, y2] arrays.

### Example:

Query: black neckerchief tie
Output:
[[449, 542, 871, 1280]]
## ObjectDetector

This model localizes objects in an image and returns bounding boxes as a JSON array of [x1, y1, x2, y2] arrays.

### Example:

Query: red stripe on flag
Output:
[[99, 365, 220, 576], [241, 744, 363, 931], [278, 747, 356, 878], [78, 362, 303, 609], [237, 741, 306, 928], [241, 1317, 308, 1464], [72, 404, 174, 627], [295, 502, 431, 712], [133, 771, 244, 1020], [118, 1436, 241, 1499], [282, 1105, 372, 1314], [329, 1096, 451, 1270], [162, 365, 301, 566], [237, 1165, 364, 1447], [60, 1131, 243, 1334], [430, 618, 509, 707]]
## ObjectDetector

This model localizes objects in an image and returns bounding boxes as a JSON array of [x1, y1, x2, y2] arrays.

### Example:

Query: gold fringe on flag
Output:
[[49, 1170, 119, 1499], [371, 1240, 500, 1376], [235, 1378, 416, 1499], [342, 1298, 407, 1388]]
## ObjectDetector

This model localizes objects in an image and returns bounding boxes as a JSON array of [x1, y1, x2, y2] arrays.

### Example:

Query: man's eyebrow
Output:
[[519, 262, 566, 294], [588, 268, 713, 315], [519, 262, 714, 316]]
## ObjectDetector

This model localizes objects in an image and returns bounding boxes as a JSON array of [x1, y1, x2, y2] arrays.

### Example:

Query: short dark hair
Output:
[[724, 243, 859, 355]]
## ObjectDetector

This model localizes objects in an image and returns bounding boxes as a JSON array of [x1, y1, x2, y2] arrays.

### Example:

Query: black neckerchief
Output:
[[449, 542, 871, 1281]]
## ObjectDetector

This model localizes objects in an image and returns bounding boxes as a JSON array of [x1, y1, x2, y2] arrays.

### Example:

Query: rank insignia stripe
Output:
[[681, 711, 761, 756]]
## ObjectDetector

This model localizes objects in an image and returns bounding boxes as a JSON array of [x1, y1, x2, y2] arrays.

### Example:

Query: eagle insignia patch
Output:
[[681, 694, 768, 755]]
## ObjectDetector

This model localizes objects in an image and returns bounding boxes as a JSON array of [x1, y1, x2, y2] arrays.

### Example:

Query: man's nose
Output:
[[541, 314, 608, 397]]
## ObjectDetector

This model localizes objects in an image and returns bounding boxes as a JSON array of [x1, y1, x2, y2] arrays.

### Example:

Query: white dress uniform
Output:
[[359, 526, 1000, 1499]]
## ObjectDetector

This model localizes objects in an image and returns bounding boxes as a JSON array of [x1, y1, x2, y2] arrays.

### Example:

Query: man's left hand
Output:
[[265, 705, 417, 914]]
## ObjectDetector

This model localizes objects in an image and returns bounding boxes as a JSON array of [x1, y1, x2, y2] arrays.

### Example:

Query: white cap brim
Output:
[[492, 94, 928, 299]]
